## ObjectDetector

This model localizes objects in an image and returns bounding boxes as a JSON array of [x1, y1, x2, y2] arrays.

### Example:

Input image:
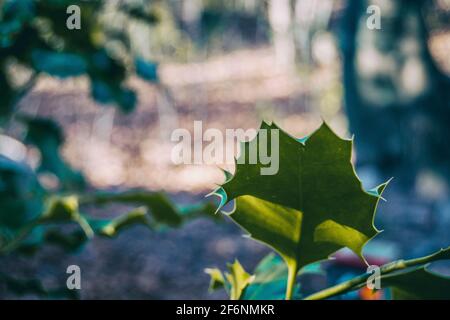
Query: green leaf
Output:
[[135, 58, 158, 82], [119, 3, 159, 24], [242, 253, 295, 300], [426, 246, 450, 262], [87, 50, 137, 113], [303, 246, 450, 300], [0, 156, 44, 249], [41, 196, 155, 241], [205, 260, 254, 300], [43, 229, 88, 252], [0, 272, 78, 299], [88, 207, 152, 238], [204, 268, 226, 291], [245, 253, 323, 300], [178, 201, 221, 222], [211, 121, 388, 299], [207, 253, 323, 300], [31, 50, 87, 78], [382, 266, 450, 300], [81, 191, 221, 227], [21, 117, 85, 190], [0, 73, 15, 118], [41, 196, 94, 238], [380, 247, 450, 300], [226, 260, 255, 300], [2, 188, 219, 254], [82, 191, 183, 227], [41, 196, 80, 222]]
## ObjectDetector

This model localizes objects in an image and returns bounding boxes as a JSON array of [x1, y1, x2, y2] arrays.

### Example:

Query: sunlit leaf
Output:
[[211, 121, 388, 298]]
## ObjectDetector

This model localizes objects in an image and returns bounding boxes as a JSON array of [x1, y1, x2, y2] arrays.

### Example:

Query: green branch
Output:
[[304, 247, 449, 300], [285, 261, 298, 300]]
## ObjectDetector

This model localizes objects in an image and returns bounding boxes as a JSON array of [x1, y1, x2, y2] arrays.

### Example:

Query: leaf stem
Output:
[[0, 220, 40, 254], [286, 262, 298, 300], [303, 248, 448, 300]]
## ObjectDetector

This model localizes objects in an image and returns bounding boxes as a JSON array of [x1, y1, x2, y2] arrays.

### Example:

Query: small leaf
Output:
[[21, 117, 85, 190], [85, 191, 183, 227], [215, 253, 322, 300], [205, 260, 255, 300], [242, 253, 294, 300], [31, 50, 87, 78], [225, 260, 255, 300], [41, 196, 79, 222], [117, 87, 137, 113], [91, 80, 114, 104], [135, 58, 158, 82], [89, 207, 152, 238], [204, 268, 226, 291], [41, 196, 93, 238]]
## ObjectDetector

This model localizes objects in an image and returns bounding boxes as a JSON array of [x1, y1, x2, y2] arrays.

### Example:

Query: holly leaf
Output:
[[82, 191, 221, 227], [21, 117, 85, 190], [206, 253, 322, 300], [382, 267, 450, 300], [226, 260, 255, 300], [242, 253, 298, 300], [380, 247, 450, 300], [205, 260, 254, 300], [88, 207, 152, 238], [204, 268, 226, 291], [41, 196, 93, 238], [81, 191, 183, 227], [210, 121, 388, 298]]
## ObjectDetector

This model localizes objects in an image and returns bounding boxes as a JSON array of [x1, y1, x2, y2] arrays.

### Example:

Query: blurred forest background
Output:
[[0, 0, 449, 299]]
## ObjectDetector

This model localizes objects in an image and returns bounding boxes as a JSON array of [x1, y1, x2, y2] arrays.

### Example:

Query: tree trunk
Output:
[[341, 0, 450, 187], [268, 0, 296, 71], [181, 0, 202, 41]]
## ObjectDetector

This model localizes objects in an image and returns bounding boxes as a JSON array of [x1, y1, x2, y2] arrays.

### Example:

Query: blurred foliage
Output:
[[21, 116, 85, 190], [0, 271, 78, 299], [209, 247, 450, 300], [0, 0, 220, 299], [0, 0, 162, 117], [206, 253, 321, 300], [0, 151, 218, 297], [1, 0, 449, 300]]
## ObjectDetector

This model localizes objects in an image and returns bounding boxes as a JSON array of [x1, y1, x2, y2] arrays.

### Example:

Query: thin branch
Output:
[[304, 248, 449, 300]]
